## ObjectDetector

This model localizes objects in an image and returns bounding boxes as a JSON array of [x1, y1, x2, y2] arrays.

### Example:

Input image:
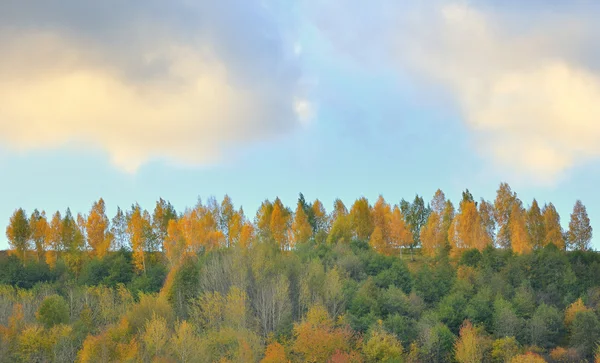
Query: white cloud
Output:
[[404, 3, 600, 183], [308, 1, 600, 184], [0, 1, 308, 172]]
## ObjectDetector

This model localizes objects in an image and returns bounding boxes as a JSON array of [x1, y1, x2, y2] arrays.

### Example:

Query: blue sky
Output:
[[1, 0, 599, 249]]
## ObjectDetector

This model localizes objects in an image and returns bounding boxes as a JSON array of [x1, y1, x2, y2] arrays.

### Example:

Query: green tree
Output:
[[570, 310, 600, 359], [37, 294, 69, 328], [568, 200, 593, 251]]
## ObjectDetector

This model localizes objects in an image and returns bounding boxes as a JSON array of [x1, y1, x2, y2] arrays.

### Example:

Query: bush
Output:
[[37, 294, 69, 328]]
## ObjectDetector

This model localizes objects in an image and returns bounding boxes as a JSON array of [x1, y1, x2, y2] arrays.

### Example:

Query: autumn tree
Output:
[[494, 183, 517, 248], [127, 204, 150, 273], [420, 190, 452, 256], [256, 200, 274, 240], [86, 198, 112, 259], [454, 320, 488, 363], [29, 209, 48, 262], [543, 203, 565, 249], [61, 208, 85, 272], [363, 323, 404, 362], [369, 226, 388, 255], [164, 219, 187, 266], [292, 304, 355, 362], [261, 341, 287, 363], [389, 205, 413, 255], [292, 201, 313, 246], [568, 200, 593, 251], [142, 313, 170, 361], [510, 204, 532, 255], [152, 198, 177, 249], [350, 197, 373, 241], [270, 198, 291, 250], [239, 222, 255, 249], [45, 211, 62, 267], [332, 199, 348, 221], [449, 198, 490, 255], [526, 200, 545, 249], [219, 195, 241, 247], [312, 199, 329, 233], [6, 208, 30, 263], [169, 320, 199, 362]]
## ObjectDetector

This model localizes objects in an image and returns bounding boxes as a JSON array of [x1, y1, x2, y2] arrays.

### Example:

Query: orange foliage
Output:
[[261, 341, 288, 363], [86, 198, 111, 259], [293, 305, 356, 362], [510, 204, 532, 255], [564, 298, 591, 327], [509, 352, 546, 363], [270, 199, 290, 250], [292, 201, 313, 246]]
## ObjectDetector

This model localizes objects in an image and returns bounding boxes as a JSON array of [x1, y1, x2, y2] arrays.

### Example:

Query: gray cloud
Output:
[[0, 0, 309, 171]]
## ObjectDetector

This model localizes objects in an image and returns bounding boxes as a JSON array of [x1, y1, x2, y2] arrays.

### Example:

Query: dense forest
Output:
[[1, 183, 599, 362]]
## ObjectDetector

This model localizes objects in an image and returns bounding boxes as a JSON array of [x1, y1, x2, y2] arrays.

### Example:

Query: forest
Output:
[[1, 183, 599, 362]]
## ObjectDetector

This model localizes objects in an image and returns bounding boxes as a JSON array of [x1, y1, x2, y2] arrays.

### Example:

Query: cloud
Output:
[[307, 1, 600, 184], [0, 1, 308, 172]]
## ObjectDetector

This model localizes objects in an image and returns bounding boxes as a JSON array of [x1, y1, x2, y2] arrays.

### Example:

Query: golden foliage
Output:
[[292, 201, 313, 246], [86, 198, 111, 259], [564, 298, 591, 327], [261, 341, 288, 363], [510, 204, 532, 255]]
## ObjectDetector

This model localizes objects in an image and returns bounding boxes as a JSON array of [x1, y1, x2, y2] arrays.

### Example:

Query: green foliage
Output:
[[569, 310, 600, 359], [37, 294, 69, 328]]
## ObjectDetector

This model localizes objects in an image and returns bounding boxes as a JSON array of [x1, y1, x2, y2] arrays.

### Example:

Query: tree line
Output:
[[0, 183, 598, 362]]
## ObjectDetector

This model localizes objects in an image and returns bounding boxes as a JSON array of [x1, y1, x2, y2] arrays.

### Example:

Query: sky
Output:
[[1, 0, 600, 250]]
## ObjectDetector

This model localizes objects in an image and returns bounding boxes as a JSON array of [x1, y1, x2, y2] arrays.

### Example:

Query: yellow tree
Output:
[[169, 320, 199, 362], [332, 199, 348, 221], [239, 222, 255, 249], [449, 200, 490, 256], [152, 198, 177, 250], [29, 209, 49, 263], [350, 197, 373, 241], [454, 321, 487, 363], [61, 209, 85, 274], [292, 201, 313, 246], [312, 199, 329, 233], [369, 226, 390, 255], [164, 219, 187, 266], [261, 341, 287, 363], [220, 195, 236, 247], [45, 211, 62, 267], [420, 190, 451, 256], [526, 199, 545, 249], [270, 198, 290, 250], [86, 198, 112, 259], [389, 206, 413, 255], [421, 212, 442, 257], [372, 196, 392, 242], [510, 204, 532, 255], [6, 208, 31, 263], [255, 200, 274, 240], [543, 203, 564, 249], [127, 204, 149, 273]]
